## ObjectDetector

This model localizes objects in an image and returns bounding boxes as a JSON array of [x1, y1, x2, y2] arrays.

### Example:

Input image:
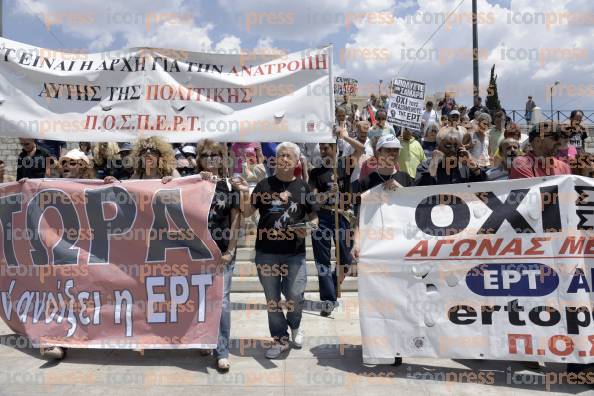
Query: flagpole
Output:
[[326, 44, 342, 299]]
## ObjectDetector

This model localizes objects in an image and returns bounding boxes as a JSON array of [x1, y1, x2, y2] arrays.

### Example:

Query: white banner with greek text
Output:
[[359, 175, 594, 364], [0, 38, 334, 143]]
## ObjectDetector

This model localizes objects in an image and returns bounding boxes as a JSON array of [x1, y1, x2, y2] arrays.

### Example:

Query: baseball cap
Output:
[[119, 142, 133, 153], [376, 135, 402, 150], [60, 149, 90, 165], [449, 110, 461, 117], [181, 145, 197, 156]]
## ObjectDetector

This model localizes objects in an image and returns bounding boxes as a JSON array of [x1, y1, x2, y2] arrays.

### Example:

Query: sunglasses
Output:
[[60, 160, 83, 167], [140, 148, 160, 156], [377, 117, 387, 121], [200, 153, 221, 159]]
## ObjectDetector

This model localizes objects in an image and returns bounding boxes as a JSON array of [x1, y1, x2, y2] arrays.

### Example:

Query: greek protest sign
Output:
[[334, 77, 358, 96], [0, 38, 333, 143], [0, 176, 223, 349], [386, 79, 425, 131], [358, 175, 594, 364]]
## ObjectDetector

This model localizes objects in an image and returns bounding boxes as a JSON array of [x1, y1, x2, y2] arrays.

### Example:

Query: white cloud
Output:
[[14, 0, 213, 51], [217, 0, 396, 43], [215, 35, 242, 52], [343, 0, 594, 109]]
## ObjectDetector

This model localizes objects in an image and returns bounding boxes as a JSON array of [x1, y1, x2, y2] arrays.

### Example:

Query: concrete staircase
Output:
[[230, 219, 358, 293]]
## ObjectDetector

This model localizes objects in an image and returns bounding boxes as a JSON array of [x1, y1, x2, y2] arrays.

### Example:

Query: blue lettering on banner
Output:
[[466, 263, 559, 297]]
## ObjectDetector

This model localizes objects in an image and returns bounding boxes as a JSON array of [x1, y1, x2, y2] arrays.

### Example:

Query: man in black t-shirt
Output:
[[309, 125, 364, 316], [232, 142, 318, 359], [17, 138, 50, 180]]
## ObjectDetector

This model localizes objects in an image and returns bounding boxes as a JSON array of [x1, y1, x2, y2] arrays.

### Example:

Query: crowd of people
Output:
[[4, 93, 592, 371]]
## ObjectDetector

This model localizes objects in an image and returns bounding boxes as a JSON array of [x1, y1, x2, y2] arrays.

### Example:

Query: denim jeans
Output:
[[311, 210, 352, 302], [255, 251, 307, 341], [214, 258, 234, 359]]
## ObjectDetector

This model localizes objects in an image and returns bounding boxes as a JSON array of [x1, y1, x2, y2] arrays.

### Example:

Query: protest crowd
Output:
[[4, 91, 593, 372]]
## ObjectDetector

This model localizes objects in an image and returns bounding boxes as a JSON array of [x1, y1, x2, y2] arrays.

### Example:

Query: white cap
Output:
[[376, 134, 402, 150], [60, 149, 90, 165], [449, 110, 461, 117], [181, 145, 197, 156]]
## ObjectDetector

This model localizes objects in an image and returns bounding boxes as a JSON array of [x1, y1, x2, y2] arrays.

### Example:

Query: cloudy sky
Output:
[[6, 0, 594, 112]]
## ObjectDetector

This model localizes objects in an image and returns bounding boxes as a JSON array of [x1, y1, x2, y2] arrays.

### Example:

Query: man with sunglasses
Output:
[[510, 122, 571, 179], [415, 127, 486, 185], [368, 109, 396, 140]]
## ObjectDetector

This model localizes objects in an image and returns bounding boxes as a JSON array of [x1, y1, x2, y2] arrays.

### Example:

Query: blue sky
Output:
[[4, 0, 594, 111]]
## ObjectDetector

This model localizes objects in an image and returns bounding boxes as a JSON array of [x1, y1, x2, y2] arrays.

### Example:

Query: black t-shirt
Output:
[[251, 176, 316, 254], [208, 180, 240, 253], [308, 156, 354, 209], [17, 147, 50, 180]]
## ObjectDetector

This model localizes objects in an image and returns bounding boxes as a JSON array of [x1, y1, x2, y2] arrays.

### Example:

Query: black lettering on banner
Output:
[[540, 186, 562, 232], [448, 305, 477, 324], [0, 193, 23, 267], [528, 306, 561, 327], [146, 189, 213, 262], [85, 186, 136, 264], [415, 194, 470, 236], [26, 190, 81, 265], [475, 189, 535, 234], [566, 306, 591, 335], [575, 186, 594, 230]]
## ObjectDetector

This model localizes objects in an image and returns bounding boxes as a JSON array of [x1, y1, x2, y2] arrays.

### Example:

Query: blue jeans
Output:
[[311, 210, 352, 302], [255, 252, 307, 341], [214, 258, 234, 359]]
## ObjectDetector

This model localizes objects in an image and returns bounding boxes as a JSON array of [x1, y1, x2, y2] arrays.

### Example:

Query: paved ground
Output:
[[0, 292, 592, 395]]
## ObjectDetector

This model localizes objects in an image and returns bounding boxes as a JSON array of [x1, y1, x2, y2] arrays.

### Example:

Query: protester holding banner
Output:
[[194, 139, 241, 371], [16, 138, 50, 181], [59, 149, 94, 179], [112, 143, 135, 180], [415, 127, 486, 185], [129, 137, 181, 180], [309, 126, 363, 316], [232, 142, 318, 359]]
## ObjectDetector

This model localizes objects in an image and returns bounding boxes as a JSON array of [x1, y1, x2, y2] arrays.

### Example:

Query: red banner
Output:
[[0, 176, 222, 349]]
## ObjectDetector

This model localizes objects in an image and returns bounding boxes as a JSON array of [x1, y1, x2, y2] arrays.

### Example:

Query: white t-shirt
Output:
[[421, 109, 438, 127], [469, 131, 490, 167]]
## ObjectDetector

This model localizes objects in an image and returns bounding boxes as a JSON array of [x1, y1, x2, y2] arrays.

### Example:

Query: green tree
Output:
[[486, 64, 501, 116]]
